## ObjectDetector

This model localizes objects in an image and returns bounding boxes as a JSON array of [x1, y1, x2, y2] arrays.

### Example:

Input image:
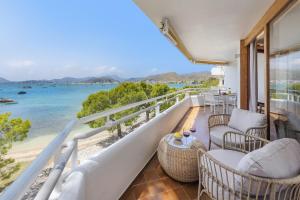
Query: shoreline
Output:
[[8, 114, 147, 163], [8, 124, 93, 162]]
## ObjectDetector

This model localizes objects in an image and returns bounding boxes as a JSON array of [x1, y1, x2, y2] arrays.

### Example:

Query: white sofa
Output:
[[208, 108, 267, 149], [198, 133, 300, 200]]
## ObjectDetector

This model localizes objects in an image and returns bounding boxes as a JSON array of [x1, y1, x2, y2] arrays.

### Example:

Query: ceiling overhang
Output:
[[133, 0, 275, 65]]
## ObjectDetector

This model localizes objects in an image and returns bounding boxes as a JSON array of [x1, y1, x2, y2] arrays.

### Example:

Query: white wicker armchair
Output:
[[197, 133, 300, 200], [208, 108, 268, 150]]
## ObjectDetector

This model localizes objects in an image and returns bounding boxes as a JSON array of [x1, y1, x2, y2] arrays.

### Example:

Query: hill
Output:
[[1, 72, 213, 84], [143, 72, 212, 82], [0, 77, 9, 83]]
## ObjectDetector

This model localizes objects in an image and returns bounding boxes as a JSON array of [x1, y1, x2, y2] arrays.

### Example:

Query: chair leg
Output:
[[208, 140, 211, 150], [198, 183, 204, 200]]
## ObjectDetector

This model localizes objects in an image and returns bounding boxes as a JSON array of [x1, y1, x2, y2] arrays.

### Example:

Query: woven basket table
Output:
[[157, 134, 206, 182]]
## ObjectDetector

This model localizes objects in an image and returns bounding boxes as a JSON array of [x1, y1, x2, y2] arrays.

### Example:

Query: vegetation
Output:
[[183, 77, 219, 95], [78, 82, 175, 137], [271, 93, 288, 100], [0, 113, 31, 189], [289, 83, 300, 92], [183, 77, 219, 89]]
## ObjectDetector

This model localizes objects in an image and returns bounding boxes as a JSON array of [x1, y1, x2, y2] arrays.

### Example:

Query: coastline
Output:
[[8, 124, 93, 162], [8, 113, 147, 163]]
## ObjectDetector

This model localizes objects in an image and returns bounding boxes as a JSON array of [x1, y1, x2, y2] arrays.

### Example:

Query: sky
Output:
[[0, 0, 213, 81]]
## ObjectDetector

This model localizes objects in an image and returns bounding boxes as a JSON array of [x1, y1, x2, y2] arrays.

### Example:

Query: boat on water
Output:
[[22, 86, 32, 89], [18, 91, 27, 95], [0, 98, 17, 104]]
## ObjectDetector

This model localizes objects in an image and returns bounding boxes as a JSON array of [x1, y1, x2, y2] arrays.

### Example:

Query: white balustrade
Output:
[[0, 88, 204, 200]]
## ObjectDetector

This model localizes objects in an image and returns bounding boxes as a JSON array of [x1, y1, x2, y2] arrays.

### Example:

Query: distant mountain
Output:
[[82, 76, 120, 84], [0, 77, 9, 83], [2, 72, 213, 84], [44, 76, 119, 84], [143, 72, 212, 82], [126, 77, 144, 82]]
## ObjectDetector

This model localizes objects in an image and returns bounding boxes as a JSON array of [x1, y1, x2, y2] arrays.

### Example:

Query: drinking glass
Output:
[[183, 129, 190, 146]]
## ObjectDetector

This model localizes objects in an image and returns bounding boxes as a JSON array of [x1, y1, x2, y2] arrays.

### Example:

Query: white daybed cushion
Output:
[[237, 138, 300, 178], [210, 126, 243, 146], [228, 108, 267, 133]]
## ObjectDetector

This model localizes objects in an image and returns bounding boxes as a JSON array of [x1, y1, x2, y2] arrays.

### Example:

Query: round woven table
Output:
[[157, 134, 206, 182]]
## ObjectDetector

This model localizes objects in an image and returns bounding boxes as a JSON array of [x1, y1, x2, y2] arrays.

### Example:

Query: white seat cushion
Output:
[[228, 108, 267, 133], [237, 138, 300, 178], [207, 149, 245, 169], [201, 150, 246, 200], [210, 126, 243, 147]]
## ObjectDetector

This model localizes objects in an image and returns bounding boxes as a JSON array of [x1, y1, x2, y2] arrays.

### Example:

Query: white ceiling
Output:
[[133, 0, 275, 63]]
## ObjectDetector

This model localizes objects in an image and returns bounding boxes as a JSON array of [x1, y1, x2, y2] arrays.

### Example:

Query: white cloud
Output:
[[149, 67, 159, 74], [54, 65, 123, 78], [6, 59, 35, 68]]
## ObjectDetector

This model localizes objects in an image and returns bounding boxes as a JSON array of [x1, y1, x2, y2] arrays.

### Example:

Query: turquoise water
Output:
[[0, 83, 185, 139], [0, 83, 117, 138]]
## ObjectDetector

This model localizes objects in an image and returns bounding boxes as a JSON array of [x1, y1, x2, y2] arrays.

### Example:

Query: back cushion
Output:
[[228, 108, 267, 132], [237, 138, 300, 178]]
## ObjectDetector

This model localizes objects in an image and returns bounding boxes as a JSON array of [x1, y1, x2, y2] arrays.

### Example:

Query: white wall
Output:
[[224, 60, 240, 107], [57, 98, 191, 200], [224, 63, 238, 92], [257, 53, 265, 103]]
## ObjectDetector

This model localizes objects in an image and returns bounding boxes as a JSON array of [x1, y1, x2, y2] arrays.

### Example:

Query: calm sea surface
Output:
[[0, 83, 184, 139]]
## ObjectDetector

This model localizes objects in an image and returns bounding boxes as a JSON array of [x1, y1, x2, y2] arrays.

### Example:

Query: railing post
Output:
[[146, 110, 150, 121], [155, 102, 161, 116], [176, 96, 179, 104], [71, 139, 78, 169], [185, 91, 190, 99]]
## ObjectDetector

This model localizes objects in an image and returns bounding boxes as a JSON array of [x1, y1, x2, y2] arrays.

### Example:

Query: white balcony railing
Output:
[[0, 88, 204, 200]]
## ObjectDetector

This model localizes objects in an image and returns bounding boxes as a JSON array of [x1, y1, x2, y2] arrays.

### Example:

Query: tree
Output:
[[77, 91, 111, 128], [0, 113, 30, 183], [78, 82, 173, 137]]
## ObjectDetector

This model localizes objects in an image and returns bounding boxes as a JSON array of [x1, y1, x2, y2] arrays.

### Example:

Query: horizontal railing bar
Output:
[[0, 88, 205, 200], [0, 120, 78, 200], [78, 89, 188, 124], [75, 95, 179, 140], [34, 141, 76, 200]]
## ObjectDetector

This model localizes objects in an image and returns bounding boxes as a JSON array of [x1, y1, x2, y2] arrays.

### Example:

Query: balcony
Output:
[[120, 107, 209, 200], [1, 90, 209, 200]]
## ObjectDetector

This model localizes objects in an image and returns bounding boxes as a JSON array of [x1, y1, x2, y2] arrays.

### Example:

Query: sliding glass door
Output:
[[269, 1, 300, 142]]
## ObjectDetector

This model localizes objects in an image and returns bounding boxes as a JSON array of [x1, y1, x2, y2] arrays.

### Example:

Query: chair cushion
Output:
[[237, 138, 300, 178], [228, 108, 267, 133], [207, 149, 245, 169], [201, 150, 246, 200], [210, 126, 243, 147]]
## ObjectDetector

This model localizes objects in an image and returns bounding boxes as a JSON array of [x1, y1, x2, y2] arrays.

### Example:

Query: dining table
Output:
[[214, 93, 237, 114]]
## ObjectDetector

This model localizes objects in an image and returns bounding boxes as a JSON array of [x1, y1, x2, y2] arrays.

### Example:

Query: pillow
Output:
[[228, 108, 267, 132], [237, 138, 300, 178]]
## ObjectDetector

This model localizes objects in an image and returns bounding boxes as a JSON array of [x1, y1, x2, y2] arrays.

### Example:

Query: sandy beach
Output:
[[8, 114, 148, 163]]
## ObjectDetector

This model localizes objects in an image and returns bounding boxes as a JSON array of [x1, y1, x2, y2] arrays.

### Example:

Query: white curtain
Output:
[[249, 41, 257, 112]]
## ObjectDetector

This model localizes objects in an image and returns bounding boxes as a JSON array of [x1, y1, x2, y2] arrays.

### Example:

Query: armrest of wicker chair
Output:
[[222, 131, 269, 153], [208, 114, 231, 129], [197, 147, 300, 200], [245, 125, 268, 138]]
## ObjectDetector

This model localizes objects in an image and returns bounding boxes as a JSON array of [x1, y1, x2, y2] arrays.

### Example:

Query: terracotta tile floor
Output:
[[120, 107, 211, 200], [120, 155, 199, 200], [120, 106, 277, 200]]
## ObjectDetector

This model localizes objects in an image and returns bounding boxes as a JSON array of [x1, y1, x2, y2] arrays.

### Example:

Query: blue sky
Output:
[[0, 0, 212, 81]]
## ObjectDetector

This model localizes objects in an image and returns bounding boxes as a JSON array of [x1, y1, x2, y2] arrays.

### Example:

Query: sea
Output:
[[0, 82, 185, 140]]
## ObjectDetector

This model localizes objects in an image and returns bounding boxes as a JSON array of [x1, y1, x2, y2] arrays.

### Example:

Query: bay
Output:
[[0, 82, 185, 140]]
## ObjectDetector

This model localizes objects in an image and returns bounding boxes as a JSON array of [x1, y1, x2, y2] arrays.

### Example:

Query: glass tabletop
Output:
[[165, 134, 196, 149]]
